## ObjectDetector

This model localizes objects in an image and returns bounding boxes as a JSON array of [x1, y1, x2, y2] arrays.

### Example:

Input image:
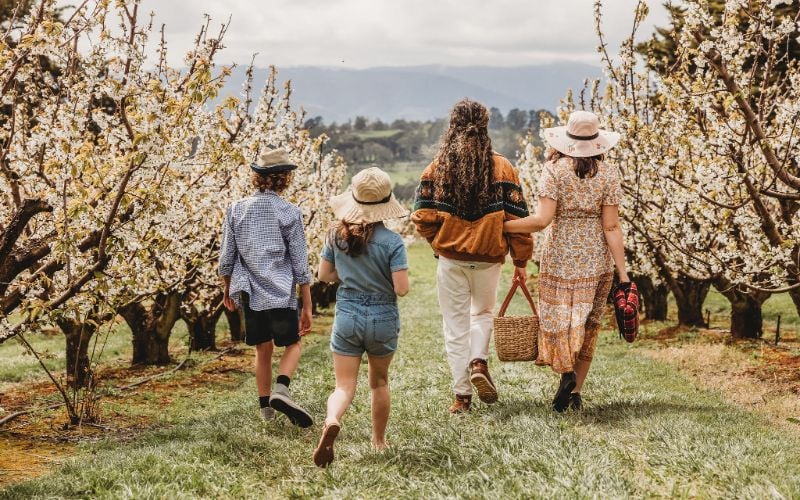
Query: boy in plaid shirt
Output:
[[219, 148, 314, 427]]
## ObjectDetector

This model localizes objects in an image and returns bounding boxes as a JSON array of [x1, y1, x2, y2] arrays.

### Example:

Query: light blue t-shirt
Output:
[[321, 223, 408, 296]]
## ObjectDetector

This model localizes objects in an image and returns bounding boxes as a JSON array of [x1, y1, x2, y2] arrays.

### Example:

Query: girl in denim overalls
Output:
[[313, 167, 410, 468]]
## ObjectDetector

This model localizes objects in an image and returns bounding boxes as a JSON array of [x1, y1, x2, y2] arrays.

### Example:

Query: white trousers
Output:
[[437, 256, 503, 396]]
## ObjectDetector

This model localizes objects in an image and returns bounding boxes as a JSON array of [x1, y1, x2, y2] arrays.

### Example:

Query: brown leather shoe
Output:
[[448, 394, 472, 414], [469, 358, 498, 404]]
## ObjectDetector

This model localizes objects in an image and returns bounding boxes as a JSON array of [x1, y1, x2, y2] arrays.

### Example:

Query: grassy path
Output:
[[3, 243, 800, 498]]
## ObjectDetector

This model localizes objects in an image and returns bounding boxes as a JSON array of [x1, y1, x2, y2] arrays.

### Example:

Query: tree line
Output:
[[304, 108, 552, 201]]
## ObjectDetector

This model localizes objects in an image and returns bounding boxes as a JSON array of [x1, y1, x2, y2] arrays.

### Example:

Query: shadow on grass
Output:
[[577, 399, 715, 425], [488, 394, 715, 425]]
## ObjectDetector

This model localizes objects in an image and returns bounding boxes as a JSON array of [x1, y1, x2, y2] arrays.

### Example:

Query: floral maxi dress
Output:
[[535, 158, 622, 374]]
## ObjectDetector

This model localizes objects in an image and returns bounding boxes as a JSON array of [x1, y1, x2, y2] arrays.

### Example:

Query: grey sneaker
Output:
[[260, 406, 275, 421], [269, 384, 313, 428]]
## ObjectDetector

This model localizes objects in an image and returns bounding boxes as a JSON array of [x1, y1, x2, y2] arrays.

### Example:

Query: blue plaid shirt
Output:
[[218, 191, 311, 311]]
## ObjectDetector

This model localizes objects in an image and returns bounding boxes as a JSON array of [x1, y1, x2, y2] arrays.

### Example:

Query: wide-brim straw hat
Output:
[[543, 110, 621, 158], [250, 147, 298, 173], [329, 167, 409, 224]]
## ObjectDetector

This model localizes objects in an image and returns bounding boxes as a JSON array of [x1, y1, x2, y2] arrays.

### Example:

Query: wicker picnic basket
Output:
[[494, 275, 539, 362]]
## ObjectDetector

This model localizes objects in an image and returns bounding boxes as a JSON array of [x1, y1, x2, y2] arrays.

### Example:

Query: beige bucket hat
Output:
[[544, 110, 620, 158], [329, 167, 409, 224], [250, 147, 298, 173]]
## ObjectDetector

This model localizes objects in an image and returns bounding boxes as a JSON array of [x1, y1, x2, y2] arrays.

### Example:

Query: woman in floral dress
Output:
[[504, 111, 630, 412]]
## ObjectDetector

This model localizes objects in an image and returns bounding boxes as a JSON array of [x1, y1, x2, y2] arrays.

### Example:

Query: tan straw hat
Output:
[[250, 147, 298, 173], [543, 110, 620, 158], [329, 167, 409, 224]]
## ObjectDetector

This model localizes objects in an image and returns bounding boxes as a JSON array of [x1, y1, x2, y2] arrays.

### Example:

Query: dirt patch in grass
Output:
[[0, 340, 259, 488], [0, 437, 74, 488], [746, 346, 800, 385], [638, 326, 800, 432], [0, 313, 333, 490]]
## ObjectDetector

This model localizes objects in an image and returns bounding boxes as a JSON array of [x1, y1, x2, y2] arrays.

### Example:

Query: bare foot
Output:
[[372, 440, 389, 451]]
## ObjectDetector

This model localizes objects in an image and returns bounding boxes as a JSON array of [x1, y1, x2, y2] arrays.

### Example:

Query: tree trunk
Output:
[[180, 291, 225, 351], [714, 279, 769, 339], [120, 292, 182, 365], [631, 274, 668, 321], [788, 286, 800, 321], [730, 296, 764, 339], [620, 231, 708, 327], [226, 308, 245, 342], [310, 281, 338, 314], [131, 330, 171, 365], [649, 284, 669, 321], [56, 318, 97, 388], [673, 275, 711, 327], [185, 306, 224, 351], [188, 317, 215, 351], [65, 328, 92, 387]]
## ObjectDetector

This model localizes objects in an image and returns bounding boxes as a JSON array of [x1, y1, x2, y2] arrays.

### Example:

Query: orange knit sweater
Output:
[[411, 153, 533, 268]]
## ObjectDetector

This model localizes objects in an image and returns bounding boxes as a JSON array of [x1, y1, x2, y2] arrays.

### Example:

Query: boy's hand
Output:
[[299, 306, 312, 336], [223, 294, 237, 312]]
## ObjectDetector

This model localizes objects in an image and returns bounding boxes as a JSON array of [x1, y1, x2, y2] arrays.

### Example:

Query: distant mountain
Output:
[[219, 63, 602, 123]]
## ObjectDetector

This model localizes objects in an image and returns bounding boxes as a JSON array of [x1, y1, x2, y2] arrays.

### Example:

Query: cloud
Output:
[[63, 0, 670, 68]]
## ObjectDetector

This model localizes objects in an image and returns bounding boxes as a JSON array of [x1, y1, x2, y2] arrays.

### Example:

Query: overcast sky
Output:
[[85, 1, 670, 68]]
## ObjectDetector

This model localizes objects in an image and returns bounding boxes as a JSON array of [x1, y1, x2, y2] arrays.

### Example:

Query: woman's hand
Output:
[[504, 198, 557, 234], [513, 266, 528, 282], [504, 217, 533, 234], [601, 204, 629, 282]]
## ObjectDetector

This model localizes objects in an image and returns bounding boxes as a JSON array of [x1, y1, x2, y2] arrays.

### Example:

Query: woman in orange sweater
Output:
[[412, 99, 533, 413]]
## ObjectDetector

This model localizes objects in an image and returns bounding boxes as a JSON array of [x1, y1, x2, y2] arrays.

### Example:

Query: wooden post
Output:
[[775, 315, 781, 346]]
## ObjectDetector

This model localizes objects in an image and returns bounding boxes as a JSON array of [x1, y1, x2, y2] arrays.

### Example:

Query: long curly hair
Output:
[[433, 99, 499, 217]]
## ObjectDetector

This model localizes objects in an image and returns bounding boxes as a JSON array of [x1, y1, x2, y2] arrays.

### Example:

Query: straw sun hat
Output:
[[543, 110, 621, 158], [329, 167, 409, 224]]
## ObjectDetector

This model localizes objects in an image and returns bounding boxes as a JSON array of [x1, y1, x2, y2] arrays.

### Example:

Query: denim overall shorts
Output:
[[331, 289, 400, 357]]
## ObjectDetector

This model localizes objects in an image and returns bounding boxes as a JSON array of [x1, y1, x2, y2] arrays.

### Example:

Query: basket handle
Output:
[[497, 275, 538, 318]]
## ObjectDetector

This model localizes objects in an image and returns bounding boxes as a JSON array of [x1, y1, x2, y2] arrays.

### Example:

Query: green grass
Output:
[[702, 288, 799, 330], [347, 160, 424, 187], [349, 129, 404, 140], [0, 320, 231, 392], [382, 161, 425, 185], [3, 243, 800, 498], [651, 286, 799, 340], [0, 323, 142, 391]]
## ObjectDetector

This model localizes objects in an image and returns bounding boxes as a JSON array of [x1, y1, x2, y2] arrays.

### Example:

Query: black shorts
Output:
[[241, 293, 300, 347]]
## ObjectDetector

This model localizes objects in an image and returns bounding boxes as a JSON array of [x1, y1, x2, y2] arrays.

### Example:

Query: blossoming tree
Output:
[[518, 0, 800, 338], [0, 0, 232, 385], [0, 0, 346, 392]]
